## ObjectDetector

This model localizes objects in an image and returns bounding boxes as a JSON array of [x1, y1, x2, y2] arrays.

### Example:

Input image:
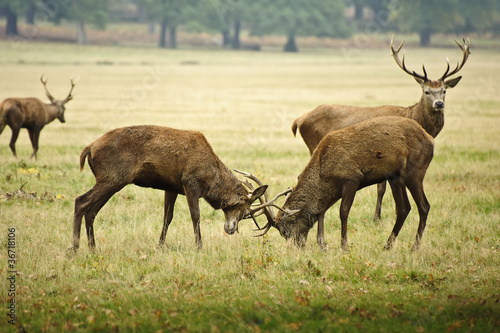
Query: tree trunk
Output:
[[284, 33, 298, 52], [168, 25, 177, 49], [148, 22, 155, 35], [25, 2, 36, 25], [222, 29, 231, 47], [419, 28, 431, 47], [76, 20, 87, 44], [5, 6, 18, 36], [354, 3, 364, 20], [159, 17, 167, 48], [231, 20, 241, 49]]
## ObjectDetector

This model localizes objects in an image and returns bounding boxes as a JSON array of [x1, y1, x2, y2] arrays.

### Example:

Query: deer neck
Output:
[[204, 165, 247, 210], [407, 97, 444, 138], [285, 167, 331, 217], [44, 103, 61, 124]]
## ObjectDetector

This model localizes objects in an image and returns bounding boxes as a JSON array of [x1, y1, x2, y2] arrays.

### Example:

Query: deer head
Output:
[[40, 75, 78, 123], [222, 185, 268, 235], [391, 36, 470, 112]]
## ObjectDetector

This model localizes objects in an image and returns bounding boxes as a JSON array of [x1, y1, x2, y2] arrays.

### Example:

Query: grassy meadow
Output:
[[0, 38, 499, 332]]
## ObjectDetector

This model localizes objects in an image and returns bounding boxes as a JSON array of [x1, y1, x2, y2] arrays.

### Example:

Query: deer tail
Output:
[[0, 102, 6, 133], [291, 118, 299, 137], [79, 145, 92, 172]]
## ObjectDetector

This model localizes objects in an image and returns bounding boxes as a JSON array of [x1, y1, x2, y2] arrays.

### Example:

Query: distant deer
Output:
[[255, 117, 434, 251], [0, 75, 77, 159], [291, 36, 469, 229], [70, 125, 268, 253]]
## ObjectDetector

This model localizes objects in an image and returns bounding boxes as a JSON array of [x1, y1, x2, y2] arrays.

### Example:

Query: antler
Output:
[[40, 74, 56, 103], [63, 76, 79, 104], [234, 169, 273, 218], [234, 169, 298, 237], [440, 38, 471, 81], [390, 35, 428, 82]]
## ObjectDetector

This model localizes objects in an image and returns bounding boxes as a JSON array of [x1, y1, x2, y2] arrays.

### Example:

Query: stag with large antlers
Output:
[[291, 37, 469, 243], [0, 75, 77, 159], [256, 117, 434, 250], [70, 125, 268, 253]]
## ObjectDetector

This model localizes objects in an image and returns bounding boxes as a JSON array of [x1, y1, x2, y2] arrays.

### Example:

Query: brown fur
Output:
[[70, 125, 267, 252], [0, 77, 75, 159], [275, 117, 434, 251], [292, 70, 461, 226]]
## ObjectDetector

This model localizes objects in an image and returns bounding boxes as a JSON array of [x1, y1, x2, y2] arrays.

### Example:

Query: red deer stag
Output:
[[0, 75, 77, 159], [255, 117, 434, 251], [69, 125, 268, 253], [291, 36, 469, 240]]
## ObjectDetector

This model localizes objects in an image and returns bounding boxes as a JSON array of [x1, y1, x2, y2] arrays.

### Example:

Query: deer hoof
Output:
[[67, 246, 78, 257]]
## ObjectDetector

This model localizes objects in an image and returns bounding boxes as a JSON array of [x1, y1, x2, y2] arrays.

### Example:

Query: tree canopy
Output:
[[1, 0, 499, 49]]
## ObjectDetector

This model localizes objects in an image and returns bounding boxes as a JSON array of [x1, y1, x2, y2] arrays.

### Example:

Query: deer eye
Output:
[[424, 91, 430, 95], [443, 90, 446, 94]]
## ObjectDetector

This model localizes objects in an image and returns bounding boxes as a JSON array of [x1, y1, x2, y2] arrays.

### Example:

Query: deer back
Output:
[[316, 116, 433, 184], [283, 117, 434, 218], [81, 125, 247, 209], [293, 103, 410, 154], [1, 98, 55, 128]]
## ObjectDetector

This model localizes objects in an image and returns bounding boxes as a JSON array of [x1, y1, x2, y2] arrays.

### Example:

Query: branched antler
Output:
[[63, 76, 79, 103], [40, 74, 56, 103], [440, 38, 470, 81], [390, 35, 428, 82], [40, 75, 79, 104], [234, 169, 297, 237]]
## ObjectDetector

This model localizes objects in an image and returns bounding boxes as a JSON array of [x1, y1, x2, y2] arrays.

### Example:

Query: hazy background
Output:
[[1, 0, 500, 51]]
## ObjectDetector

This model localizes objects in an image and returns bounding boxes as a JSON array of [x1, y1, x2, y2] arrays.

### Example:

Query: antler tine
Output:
[[234, 169, 274, 219], [64, 76, 79, 103], [440, 37, 471, 81], [252, 222, 273, 237], [248, 187, 292, 215], [390, 35, 428, 81], [40, 74, 56, 103], [239, 178, 254, 191]]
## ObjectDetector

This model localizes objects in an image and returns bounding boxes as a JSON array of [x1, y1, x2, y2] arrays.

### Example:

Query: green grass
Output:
[[1, 39, 499, 332]]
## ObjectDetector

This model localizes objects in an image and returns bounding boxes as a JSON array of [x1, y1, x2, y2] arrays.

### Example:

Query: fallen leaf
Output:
[[294, 296, 309, 306]]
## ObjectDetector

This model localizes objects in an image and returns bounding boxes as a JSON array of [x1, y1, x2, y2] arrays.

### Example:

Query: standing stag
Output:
[[254, 117, 434, 251], [0, 75, 77, 159], [70, 125, 268, 253], [291, 36, 469, 238]]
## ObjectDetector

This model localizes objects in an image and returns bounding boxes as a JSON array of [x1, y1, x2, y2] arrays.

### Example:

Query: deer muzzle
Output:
[[224, 218, 238, 235], [433, 100, 445, 111]]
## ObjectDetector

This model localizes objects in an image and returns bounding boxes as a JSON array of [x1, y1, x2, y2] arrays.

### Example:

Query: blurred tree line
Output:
[[1, 0, 499, 50]]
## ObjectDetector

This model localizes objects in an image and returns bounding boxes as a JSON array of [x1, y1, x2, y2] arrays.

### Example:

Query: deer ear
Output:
[[249, 185, 268, 202], [444, 76, 462, 89], [414, 76, 426, 87]]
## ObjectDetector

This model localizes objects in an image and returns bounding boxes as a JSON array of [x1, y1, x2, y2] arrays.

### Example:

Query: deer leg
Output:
[[373, 181, 387, 221], [185, 188, 203, 250], [405, 178, 430, 251], [339, 183, 357, 251], [8, 127, 20, 157], [316, 211, 327, 249], [27, 128, 41, 160], [384, 178, 411, 250], [5, 108, 22, 157], [159, 191, 178, 246], [70, 183, 124, 252]]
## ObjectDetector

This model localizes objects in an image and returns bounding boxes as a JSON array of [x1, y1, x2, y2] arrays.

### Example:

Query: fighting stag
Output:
[[70, 125, 268, 253], [291, 36, 469, 235], [0, 75, 77, 159], [256, 117, 435, 251]]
